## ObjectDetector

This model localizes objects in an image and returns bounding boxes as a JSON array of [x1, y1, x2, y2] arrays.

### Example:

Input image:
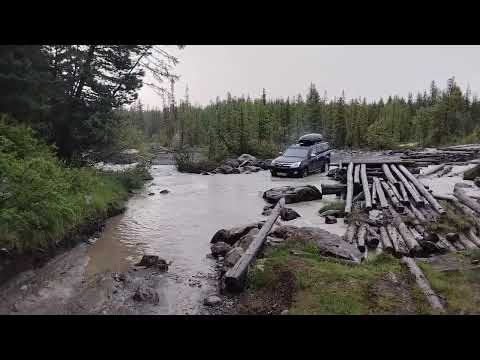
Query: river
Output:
[[0, 165, 346, 315]]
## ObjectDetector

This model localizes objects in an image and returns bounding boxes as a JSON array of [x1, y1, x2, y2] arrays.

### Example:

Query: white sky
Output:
[[138, 45, 480, 108]]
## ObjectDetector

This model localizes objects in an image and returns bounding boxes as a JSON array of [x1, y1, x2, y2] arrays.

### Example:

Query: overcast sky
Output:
[[138, 45, 480, 108]]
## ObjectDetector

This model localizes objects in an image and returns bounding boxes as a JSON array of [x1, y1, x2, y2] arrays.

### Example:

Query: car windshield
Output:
[[283, 147, 309, 158]]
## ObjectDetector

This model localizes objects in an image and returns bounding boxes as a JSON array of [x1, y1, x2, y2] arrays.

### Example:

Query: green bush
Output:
[[0, 118, 148, 253]]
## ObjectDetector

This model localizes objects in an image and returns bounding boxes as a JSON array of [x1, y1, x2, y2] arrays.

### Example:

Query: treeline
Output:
[[124, 77, 480, 159], [0, 45, 179, 159]]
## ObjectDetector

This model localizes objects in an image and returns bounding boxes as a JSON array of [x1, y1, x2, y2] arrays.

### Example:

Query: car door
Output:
[[309, 145, 320, 171]]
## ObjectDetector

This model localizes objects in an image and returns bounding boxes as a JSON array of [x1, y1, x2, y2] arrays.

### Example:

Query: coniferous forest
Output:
[[124, 78, 480, 160]]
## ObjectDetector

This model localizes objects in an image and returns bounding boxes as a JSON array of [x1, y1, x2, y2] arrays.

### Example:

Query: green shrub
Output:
[[0, 118, 148, 253]]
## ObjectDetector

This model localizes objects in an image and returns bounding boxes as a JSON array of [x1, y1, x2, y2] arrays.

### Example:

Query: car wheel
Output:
[[301, 167, 308, 178]]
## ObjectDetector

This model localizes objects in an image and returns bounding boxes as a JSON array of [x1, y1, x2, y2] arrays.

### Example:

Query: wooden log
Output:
[[436, 165, 453, 177], [365, 225, 380, 248], [357, 223, 367, 253], [389, 181, 404, 204], [463, 164, 480, 180], [437, 235, 456, 252], [321, 183, 347, 195], [354, 164, 360, 184], [398, 165, 445, 214], [382, 164, 399, 188], [400, 257, 445, 313], [352, 190, 365, 202], [386, 224, 409, 256], [379, 226, 394, 254], [467, 228, 480, 248], [390, 164, 423, 207], [360, 164, 372, 210], [373, 177, 388, 209], [453, 183, 480, 215], [403, 206, 420, 225], [345, 162, 354, 214], [381, 180, 404, 212], [371, 180, 377, 207], [419, 163, 446, 177], [225, 197, 285, 292], [449, 198, 480, 231], [344, 223, 358, 244], [458, 233, 478, 250], [398, 183, 410, 206], [410, 204, 427, 223], [390, 208, 423, 255], [451, 239, 466, 251]]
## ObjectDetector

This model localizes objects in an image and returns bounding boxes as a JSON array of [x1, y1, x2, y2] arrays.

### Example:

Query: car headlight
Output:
[[290, 162, 301, 168], [271, 159, 277, 166]]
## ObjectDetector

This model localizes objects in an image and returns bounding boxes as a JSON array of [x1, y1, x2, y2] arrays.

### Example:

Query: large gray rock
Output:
[[244, 165, 261, 173], [221, 165, 234, 174], [238, 154, 257, 163], [286, 227, 362, 263], [263, 185, 322, 204], [237, 228, 260, 251], [224, 158, 241, 168], [210, 222, 265, 246], [269, 225, 299, 239], [135, 255, 169, 271], [224, 247, 244, 267], [280, 207, 301, 221], [211, 242, 232, 257]]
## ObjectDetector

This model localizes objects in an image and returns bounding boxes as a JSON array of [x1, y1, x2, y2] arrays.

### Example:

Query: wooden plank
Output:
[[373, 177, 388, 209], [382, 164, 399, 188], [360, 164, 372, 210], [354, 164, 361, 184], [381, 180, 403, 212], [400, 257, 445, 313], [399, 183, 410, 206], [398, 165, 445, 214], [419, 163, 446, 177], [390, 164, 423, 207], [345, 162, 354, 214], [225, 197, 285, 292]]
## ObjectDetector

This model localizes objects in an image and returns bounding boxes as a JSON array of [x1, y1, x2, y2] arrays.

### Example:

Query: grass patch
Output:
[[244, 240, 425, 315], [417, 260, 480, 314], [0, 119, 149, 253]]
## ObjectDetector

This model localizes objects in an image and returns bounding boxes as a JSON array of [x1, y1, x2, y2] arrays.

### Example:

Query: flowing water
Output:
[[85, 165, 346, 314]]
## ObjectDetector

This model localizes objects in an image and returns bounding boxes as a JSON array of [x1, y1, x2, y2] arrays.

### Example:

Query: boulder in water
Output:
[[211, 242, 232, 257], [135, 255, 170, 271], [263, 185, 322, 204], [238, 154, 257, 163], [204, 295, 222, 306], [325, 215, 337, 224], [237, 228, 260, 251], [280, 207, 301, 221], [160, 189, 170, 194], [225, 247, 244, 267]]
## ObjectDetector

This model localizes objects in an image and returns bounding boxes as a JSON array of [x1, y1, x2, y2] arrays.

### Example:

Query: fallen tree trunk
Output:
[[458, 233, 478, 250], [419, 163, 446, 177], [437, 235, 456, 252], [379, 226, 394, 254], [436, 165, 453, 177], [225, 197, 285, 292], [390, 164, 423, 207], [467, 228, 480, 247], [398, 165, 445, 214], [383, 164, 399, 189], [357, 223, 367, 253], [463, 164, 480, 180], [373, 177, 388, 209], [354, 164, 360, 185], [400, 257, 445, 313], [453, 183, 480, 215], [344, 223, 357, 244], [371, 179, 377, 208], [360, 164, 372, 210], [386, 224, 409, 256], [410, 204, 427, 223], [399, 183, 410, 206], [381, 180, 404, 212], [345, 162, 354, 214], [390, 208, 423, 256]]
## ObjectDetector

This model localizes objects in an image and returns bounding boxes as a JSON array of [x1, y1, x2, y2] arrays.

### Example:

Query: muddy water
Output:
[[84, 166, 346, 314]]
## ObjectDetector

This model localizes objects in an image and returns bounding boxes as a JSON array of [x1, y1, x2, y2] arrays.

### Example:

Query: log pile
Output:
[[340, 159, 480, 259], [401, 148, 479, 166]]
